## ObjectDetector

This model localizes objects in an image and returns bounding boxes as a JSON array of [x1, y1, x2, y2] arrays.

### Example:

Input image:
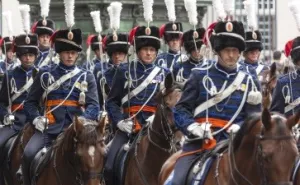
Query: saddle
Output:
[[185, 139, 229, 185], [30, 147, 54, 185]]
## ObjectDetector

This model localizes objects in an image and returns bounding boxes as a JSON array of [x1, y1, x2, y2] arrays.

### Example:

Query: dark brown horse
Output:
[[122, 74, 183, 185], [159, 81, 300, 185], [35, 116, 107, 185], [2, 123, 35, 185]]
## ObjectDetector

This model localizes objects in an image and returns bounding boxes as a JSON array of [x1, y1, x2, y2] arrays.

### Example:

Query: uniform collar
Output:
[[168, 49, 180, 55], [18, 65, 34, 72], [189, 57, 202, 65], [59, 62, 76, 71], [137, 60, 155, 70], [40, 48, 50, 55], [244, 60, 258, 67], [215, 61, 238, 76]]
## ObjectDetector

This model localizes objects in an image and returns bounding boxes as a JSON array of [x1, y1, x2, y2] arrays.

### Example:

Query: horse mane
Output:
[[54, 117, 100, 155], [233, 113, 262, 151]]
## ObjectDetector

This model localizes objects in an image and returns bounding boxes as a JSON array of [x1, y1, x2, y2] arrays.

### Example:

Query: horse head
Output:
[[63, 116, 107, 185], [149, 73, 183, 153], [233, 108, 300, 185]]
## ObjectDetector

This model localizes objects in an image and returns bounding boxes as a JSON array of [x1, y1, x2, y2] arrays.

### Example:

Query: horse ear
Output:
[[164, 73, 173, 90], [269, 62, 277, 79], [287, 111, 300, 130], [97, 113, 107, 135], [262, 108, 272, 130], [73, 116, 84, 134]]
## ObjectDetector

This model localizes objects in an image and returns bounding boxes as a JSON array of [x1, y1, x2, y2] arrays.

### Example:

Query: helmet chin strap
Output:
[[217, 53, 240, 71]]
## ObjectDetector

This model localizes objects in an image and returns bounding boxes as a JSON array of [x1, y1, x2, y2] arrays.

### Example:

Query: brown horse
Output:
[[159, 82, 300, 185], [122, 74, 182, 185], [2, 123, 35, 185], [35, 116, 107, 185]]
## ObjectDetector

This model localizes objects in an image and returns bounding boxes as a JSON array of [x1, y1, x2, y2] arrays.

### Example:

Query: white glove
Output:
[[33, 116, 49, 133], [227, 124, 240, 134], [117, 119, 133, 134], [3, 114, 15, 126], [187, 123, 213, 139]]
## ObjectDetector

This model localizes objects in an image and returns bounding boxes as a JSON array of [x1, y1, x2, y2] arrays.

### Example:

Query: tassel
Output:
[[80, 80, 88, 92], [247, 90, 262, 105], [79, 92, 86, 105]]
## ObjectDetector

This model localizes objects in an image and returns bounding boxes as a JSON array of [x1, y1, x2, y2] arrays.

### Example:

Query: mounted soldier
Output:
[[270, 1, 300, 116], [172, 28, 206, 83], [156, 0, 185, 71], [31, 0, 58, 68], [21, 1, 100, 184], [170, 0, 262, 184], [84, 34, 107, 73], [0, 36, 18, 73], [0, 33, 38, 178], [104, 2, 169, 182]]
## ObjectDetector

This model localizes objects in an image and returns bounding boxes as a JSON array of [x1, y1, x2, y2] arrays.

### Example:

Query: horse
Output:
[[1, 123, 35, 185], [159, 77, 300, 185], [34, 115, 107, 185], [117, 73, 183, 185]]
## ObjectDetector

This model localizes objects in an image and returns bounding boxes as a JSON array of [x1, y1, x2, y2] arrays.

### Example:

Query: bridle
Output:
[[133, 86, 180, 185], [228, 122, 295, 185], [147, 86, 180, 153], [53, 135, 105, 185]]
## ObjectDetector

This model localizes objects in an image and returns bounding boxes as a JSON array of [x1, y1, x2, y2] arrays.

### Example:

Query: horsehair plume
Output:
[[109, 2, 122, 31], [142, 0, 154, 23], [40, 0, 51, 18], [289, 0, 300, 31], [107, 5, 113, 29], [243, 0, 258, 30], [213, 0, 226, 21], [19, 4, 31, 34], [90, 11, 102, 33], [223, 0, 235, 17], [184, 0, 198, 26], [164, 0, 176, 22], [63, 0, 75, 28], [3, 11, 13, 37]]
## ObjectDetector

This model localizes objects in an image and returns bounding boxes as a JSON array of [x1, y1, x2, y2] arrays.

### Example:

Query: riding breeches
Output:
[[104, 130, 129, 185], [0, 126, 18, 166], [22, 130, 57, 185]]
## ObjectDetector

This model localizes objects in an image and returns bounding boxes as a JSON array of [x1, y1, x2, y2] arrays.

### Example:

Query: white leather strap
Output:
[[11, 78, 34, 102], [42, 67, 81, 100], [121, 66, 161, 105], [285, 97, 300, 113], [256, 64, 264, 75], [39, 54, 51, 67], [193, 71, 247, 117]]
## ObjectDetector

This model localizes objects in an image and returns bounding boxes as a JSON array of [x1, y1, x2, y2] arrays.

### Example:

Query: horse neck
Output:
[[229, 128, 261, 185], [149, 105, 173, 148], [53, 141, 79, 184]]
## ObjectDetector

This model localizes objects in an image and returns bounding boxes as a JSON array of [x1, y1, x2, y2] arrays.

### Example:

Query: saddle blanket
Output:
[[164, 157, 214, 185]]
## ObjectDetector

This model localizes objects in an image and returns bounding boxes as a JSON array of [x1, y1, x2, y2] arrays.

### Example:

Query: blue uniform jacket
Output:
[[0, 65, 34, 130], [270, 71, 300, 117], [172, 58, 202, 82], [106, 61, 168, 127], [81, 58, 101, 73], [35, 49, 49, 67], [24, 62, 100, 134], [93, 59, 109, 79], [155, 51, 183, 70], [242, 60, 270, 83], [174, 61, 262, 136]]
